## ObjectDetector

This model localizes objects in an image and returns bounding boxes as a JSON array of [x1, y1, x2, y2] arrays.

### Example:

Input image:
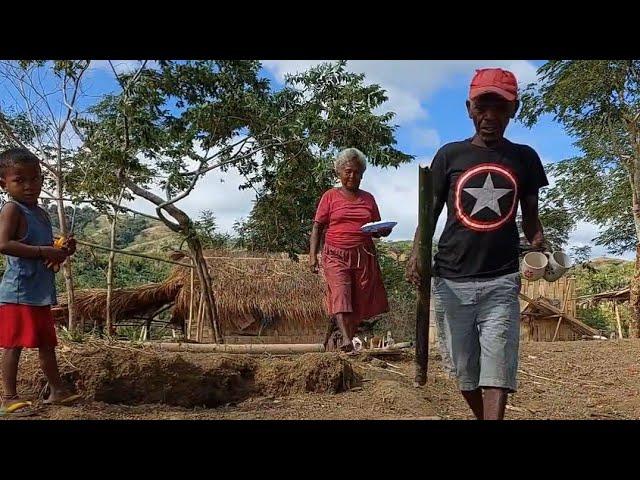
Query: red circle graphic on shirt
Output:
[[454, 163, 518, 232]]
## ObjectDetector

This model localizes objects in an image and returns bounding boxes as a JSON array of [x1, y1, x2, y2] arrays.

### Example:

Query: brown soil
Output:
[[2, 339, 640, 420]]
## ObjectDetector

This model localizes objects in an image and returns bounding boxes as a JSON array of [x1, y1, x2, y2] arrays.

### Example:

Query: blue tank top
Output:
[[0, 200, 58, 306]]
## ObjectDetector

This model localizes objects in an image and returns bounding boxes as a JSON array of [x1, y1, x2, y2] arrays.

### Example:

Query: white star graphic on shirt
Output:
[[463, 173, 513, 217]]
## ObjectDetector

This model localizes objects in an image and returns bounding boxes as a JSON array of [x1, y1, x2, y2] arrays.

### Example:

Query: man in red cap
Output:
[[407, 68, 548, 420]]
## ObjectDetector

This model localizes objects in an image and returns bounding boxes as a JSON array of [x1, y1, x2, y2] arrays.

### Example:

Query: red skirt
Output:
[[321, 241, 389, 325], [0, 304, 57, 348]]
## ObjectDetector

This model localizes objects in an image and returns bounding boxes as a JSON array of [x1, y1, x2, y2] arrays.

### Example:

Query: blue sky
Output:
[[0, 60, 632, 260]]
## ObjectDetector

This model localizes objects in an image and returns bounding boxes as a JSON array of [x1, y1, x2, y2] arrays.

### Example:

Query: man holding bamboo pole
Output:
[[406, 68, 548, 420]]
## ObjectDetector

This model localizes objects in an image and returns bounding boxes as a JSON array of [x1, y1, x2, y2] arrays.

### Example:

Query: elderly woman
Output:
[[309, 148, 391, 352]]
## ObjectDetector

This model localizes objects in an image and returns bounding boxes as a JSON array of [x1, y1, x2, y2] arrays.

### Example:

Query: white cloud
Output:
[[90, 60, 145, 75], [262, 60, 326, 81], [125, 166, 257, 235], [408, 127, 441, 150], [565, 221, 634, 261], [363, 155, 446, 241], [262, 60, 540, 125]]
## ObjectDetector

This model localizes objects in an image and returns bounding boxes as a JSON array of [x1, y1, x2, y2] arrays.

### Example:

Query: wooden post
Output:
[[615, 301, 624, 339], [196, 292, 204, 343], [187, 260, 195, 339], [415, 165, 434, 387], [562, 279, 570, 313], [552, 316, 563, 342]]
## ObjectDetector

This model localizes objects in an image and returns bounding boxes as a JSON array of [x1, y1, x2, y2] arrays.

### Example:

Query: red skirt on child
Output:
[[0, 304, 57, 348]]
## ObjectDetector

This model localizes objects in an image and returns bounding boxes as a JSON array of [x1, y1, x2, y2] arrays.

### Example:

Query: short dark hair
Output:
[[0, 148, 41, 177]]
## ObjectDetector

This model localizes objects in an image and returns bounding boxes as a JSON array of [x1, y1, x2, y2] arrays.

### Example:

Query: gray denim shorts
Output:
[[433, 272, 521, 392]]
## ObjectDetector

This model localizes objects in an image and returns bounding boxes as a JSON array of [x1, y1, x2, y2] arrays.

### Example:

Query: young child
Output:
[[0, 148, 80, 416]]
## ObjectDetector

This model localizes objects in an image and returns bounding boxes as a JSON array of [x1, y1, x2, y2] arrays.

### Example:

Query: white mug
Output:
[[521, 252, 548, 281], [543, 251, 571, 282]]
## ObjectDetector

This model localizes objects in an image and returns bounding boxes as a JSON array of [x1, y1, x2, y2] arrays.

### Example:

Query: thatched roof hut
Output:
[[168, 251, 328, 342], [53, 282, 181, 327], [55, 250, 330, 343], [577, 287, 630, 306]]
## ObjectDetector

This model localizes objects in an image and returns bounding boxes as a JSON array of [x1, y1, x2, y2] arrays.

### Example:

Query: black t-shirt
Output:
[[432, 138, 548, 279]]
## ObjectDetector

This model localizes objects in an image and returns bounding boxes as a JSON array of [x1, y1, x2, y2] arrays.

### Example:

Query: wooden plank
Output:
[[155, 342, 325, 354], [221, 335, 325, 344], [519, 292, 599, 336]]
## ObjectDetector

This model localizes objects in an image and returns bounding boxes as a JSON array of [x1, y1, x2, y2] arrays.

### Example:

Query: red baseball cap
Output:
[[469, 68, 518, 101]]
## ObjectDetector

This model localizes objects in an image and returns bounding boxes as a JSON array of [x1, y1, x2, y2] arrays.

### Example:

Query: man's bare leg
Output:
[[483, 387, 508, 420], [461, 388, 484, 420]]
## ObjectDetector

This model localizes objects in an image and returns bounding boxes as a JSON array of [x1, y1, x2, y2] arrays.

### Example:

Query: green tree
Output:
[[77, 60, 410, 342], [194, 210, 231, 250], [234, 62, 412, 254], [519, 60, 640, 336]]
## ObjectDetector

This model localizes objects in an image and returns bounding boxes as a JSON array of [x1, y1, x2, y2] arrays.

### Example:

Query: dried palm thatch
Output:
[[53, 282, 182, 327], [54, 250, 329, 341], [169, 250, 328, 341]]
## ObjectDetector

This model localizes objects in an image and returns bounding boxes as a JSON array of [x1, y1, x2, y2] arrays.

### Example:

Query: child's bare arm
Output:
[[0, 203, 67, 263], [0, 203, 39, 258]]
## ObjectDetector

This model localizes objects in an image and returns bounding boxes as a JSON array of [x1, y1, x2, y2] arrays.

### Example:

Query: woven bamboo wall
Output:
[[519, 276, 576, 317], [519, 276, 581, 342], [520, 317, 582, 342]]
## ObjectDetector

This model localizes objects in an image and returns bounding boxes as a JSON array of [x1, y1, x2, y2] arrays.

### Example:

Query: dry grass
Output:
[[170, 250, 327, 336], [54, 282, 181, 327], [55, 250, 329, 337]]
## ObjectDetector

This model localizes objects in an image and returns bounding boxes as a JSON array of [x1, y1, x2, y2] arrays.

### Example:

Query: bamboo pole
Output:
[[615, 301, 624, 339], [196, 291, 204, 343], [551, 317, 563, 342], [154, 342, 325, 354], [187, 259, 195, 338], [415, 165, 434, 387]]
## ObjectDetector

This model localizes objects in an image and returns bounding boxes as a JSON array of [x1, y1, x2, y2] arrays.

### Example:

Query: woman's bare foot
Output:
[[339, 338, 354, 353]]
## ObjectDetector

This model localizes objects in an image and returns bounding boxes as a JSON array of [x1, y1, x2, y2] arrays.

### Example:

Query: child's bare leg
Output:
[[1, 347, 23, 403], [38, 347, 69, 400]]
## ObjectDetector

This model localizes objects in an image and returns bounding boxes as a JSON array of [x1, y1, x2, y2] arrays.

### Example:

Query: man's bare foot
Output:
[[43, 390, 81, 405]]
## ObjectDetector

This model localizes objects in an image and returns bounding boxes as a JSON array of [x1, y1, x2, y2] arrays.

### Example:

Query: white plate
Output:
[[361, 221, 398, 233]]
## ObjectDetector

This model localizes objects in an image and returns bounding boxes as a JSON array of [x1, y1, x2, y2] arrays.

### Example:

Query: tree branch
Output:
[[183, 139, 299, 179], [39, 194, 163, 222], [76, 239, 192, 268], [117, 169, 186, 231]]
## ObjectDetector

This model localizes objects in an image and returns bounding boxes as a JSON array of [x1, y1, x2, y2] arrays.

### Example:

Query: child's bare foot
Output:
[[0, 395, 35, 416]]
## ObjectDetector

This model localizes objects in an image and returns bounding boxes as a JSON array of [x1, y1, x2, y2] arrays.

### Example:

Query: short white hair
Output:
[[334, 148, 367, 174]]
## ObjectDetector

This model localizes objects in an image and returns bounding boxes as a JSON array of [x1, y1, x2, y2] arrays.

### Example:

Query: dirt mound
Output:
[[10, 342, 360, 408], [256, 353, 360, 396]]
